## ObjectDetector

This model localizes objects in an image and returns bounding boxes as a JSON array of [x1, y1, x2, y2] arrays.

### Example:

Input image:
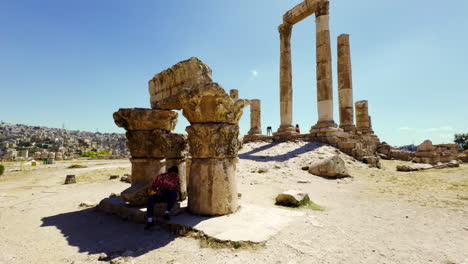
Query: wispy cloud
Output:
[[398, 127, 412, 131], [398, 126, 453, 132], [423, 126, 453, 132], [251, 70, 258, 77]]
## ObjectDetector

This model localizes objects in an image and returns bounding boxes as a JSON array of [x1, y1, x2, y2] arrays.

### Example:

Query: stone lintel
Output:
[[283, 0, 327, 24]]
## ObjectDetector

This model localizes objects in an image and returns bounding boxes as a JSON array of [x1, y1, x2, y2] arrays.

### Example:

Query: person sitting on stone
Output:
[[145, 166, 179, 230], [295, 124, 300, 134]]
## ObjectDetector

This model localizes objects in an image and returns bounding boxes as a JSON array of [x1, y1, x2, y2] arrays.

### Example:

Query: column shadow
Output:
[[239, 142, 321, 162], [41, 208, 177, 260]]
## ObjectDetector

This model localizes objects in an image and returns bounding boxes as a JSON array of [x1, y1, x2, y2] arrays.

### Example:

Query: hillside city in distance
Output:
[[0, 122, 129, 161]]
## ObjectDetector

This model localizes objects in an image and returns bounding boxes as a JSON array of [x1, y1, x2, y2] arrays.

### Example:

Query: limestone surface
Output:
[[149, 57, 213, 109], [275, 190, 310, 207], [308, 155, 350, 178], [120, 182, 151, 206], [188, 158, 238, 216], [130, 158, 165, 184], [64, 175, 76, 184], [126, 130, 187, 159], [113, 108, 177, 131], [179, 83, 249, 124], [187, 124, 240, 158]]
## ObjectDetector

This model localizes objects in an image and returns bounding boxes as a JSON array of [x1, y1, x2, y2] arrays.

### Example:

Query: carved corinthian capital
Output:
[[315, 1, 329, 17]]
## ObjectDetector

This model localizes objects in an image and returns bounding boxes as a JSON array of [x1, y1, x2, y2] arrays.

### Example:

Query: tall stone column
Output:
[[355, 100, 373, 134], [311, 1, 337, 131], [337, 34, 356, 132], [248, 99, 262, 135], [179, 82, 248, 216], [275, 22, 296, 135], [229, 89, 239, 100]]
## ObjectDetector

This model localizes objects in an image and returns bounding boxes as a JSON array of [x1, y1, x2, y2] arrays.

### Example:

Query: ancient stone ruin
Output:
[[414, 140, 458, 164], [113, 57, 248, 216], [243, 0, 381, 166]]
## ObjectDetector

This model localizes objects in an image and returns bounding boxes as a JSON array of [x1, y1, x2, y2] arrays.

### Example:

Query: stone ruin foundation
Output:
[[110, 57, 248, 216], [414, 140, 458, 164], [243, 0, 380, 166]]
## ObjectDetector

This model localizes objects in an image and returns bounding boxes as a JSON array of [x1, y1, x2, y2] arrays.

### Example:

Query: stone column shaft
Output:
[[337, 34, 356, 132], [355, 100, 373, 134], [248, 99, 262, 135], [276, 23, 296, 135], [311, 2, 337, 131]]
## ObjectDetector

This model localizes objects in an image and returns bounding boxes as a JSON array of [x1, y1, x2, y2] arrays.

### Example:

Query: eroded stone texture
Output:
[[130, 158, 165, 184], [414, 140, 458, 164], [188, 158, 238, 215], [308, 155, 350, 178], [337, 34, 356, 132], [377, 142, 415, 161], [113, 108, 177, 131], [126, 130, 187, 159], [186, 124, 240, 158], [149, 57, 212, 109], [248, 99, 262, 135], [121, 182, 151, 206], [275, 190, 310, 207], [174, 83, 249, 124], [276, 22, 296, 135], [355, 100, 373, 134], [229, 89, 239, 100], [311, 1, 337, 131]]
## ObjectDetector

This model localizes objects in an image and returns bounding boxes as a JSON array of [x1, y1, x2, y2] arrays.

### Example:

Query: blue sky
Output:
[[0, 0, 467, 146]]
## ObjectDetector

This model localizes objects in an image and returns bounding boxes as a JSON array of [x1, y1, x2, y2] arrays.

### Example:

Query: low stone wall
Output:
[[377, 142, 415, 161], [414, 140, 458, 164]]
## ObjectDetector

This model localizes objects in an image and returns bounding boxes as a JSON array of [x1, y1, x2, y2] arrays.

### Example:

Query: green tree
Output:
[[454, 133, 468, 151], [0, 164, 4, 176]]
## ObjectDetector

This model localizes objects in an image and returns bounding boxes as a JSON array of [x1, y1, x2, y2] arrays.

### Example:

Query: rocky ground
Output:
[[0, 141, 467, 264]]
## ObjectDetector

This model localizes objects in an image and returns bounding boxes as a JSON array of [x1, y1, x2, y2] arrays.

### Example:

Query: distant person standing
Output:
[[295, 124, 300, 134], [267, 126, 272, 136], [145, 166, 179, 230]]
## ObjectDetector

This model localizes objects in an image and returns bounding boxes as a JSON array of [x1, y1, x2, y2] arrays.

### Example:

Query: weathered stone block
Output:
[[186, 124, 241, 158], [188, 158, 238, 216], [130, 158, 165, 184], [149, 57, 213, 108], [121, 182, 151, 206], [308, 155, 350, 178], [126, 130, 187, 159], [275, 190, 310, 207], [113, 108, 177, 131]]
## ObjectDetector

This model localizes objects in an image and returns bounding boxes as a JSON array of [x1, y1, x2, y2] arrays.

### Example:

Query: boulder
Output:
[[121, 182, 151, 206], [113, 108, 177, 131], [64, 175, 76, 184], [275, 190, 310, 207], [308, 155, 350, 178]]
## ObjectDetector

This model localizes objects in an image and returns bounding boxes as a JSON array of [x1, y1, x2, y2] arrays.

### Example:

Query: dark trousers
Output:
[[146, 190, 177, 218]]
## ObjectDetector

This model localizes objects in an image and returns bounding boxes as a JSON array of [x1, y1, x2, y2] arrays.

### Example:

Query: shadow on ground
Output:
[[239, 142, 321, 162], [41, 208, 180, 260]]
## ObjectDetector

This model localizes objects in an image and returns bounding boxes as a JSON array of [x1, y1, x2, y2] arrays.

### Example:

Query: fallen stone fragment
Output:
[[275, 190, 310, 207], [109, 175, 119, 180], [64, 175, 76, 184], [120, 175, 131, 183], [308, 155, 350, 178], [120, 182, 151, 206], [396, 163, 433, 172]]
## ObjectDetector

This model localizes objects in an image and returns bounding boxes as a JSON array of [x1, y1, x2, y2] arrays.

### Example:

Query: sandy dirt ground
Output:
[[0, 141, 467, 264]]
